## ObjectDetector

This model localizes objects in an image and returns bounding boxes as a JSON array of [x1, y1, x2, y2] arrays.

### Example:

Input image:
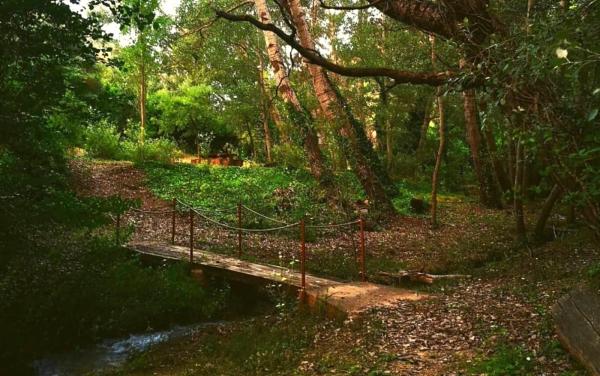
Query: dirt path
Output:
[[73, 160, 593, 375]]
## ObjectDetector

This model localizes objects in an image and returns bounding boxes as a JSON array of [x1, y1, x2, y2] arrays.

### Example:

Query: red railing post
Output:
[[189, 208, 194, 263], [300, 218, 306, 292], [115, 212, 121, 246], [171, 198, 176, 244], [237, 202, 242, 258], [359, 216, 366, 282]]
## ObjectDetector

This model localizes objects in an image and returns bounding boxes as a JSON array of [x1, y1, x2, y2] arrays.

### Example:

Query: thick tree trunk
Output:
[[285, 0, 394, 211], [463, 88, 503, 209], [534, 184, 561, 240], [254, 0, 335, 191]]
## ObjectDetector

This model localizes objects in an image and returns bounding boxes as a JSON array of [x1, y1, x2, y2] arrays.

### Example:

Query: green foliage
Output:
[[142, 162, 325, 222], [122, 137, 181, 164], [85, 119, 122, 159], [272, 143, 307, 170], [468, 344, 536, 375], [392, 180, 432, 215], [587, 262, 600, 287], [149, 83, 232, 153], [0, 238, 223, 371]]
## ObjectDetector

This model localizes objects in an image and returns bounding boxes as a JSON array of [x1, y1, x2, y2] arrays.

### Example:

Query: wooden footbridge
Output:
[[119, 200, 425, 315]]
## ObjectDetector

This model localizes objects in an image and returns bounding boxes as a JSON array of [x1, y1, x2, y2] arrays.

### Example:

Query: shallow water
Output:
[[33, 323, 217, 376]]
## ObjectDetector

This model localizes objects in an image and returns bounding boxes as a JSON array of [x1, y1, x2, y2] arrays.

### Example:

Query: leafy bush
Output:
[[122, 137, 181, 164], [142, 162, 328, 223], [84, 120, 122, 159], [388, 154, 420, 181], [0, 237, 224, 371], [392, 180, 431, 215], [272, 144, 306, 170]]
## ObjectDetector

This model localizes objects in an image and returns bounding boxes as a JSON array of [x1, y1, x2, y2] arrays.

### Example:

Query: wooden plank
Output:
[[552, 286, 600, 376], [128, 241, 428, 316], [127, 241, 340, 290]]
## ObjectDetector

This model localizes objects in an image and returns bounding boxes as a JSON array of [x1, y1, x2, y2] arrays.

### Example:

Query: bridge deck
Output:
[[128, 241, 426, 315]]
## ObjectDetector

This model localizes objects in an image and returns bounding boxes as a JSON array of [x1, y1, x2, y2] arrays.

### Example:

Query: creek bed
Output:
[[33, 322, 222, 376]]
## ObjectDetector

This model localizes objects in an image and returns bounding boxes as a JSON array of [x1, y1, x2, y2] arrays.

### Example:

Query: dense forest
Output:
[[1, 0, 599, 374]]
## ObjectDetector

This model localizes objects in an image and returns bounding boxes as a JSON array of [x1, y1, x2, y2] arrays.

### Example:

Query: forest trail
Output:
[[73, 160, 426, 314], [72, 160, 598, 374]]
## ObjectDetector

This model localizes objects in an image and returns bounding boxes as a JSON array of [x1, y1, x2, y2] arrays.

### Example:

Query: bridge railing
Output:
[[115, 198, 367, 292]]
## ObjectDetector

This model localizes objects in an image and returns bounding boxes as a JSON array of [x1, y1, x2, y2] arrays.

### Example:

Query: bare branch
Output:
[[179, 1, 254, 38], [215, 10, 453, 86], [318, 0, 385, 10]]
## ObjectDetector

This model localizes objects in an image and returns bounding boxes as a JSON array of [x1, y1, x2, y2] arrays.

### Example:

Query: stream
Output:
[[33, 323, 219, 376]]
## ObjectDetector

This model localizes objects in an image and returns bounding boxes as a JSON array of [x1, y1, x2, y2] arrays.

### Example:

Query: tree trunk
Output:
[[285, 0, 394, 211], [246, 121, 257, 159], [463, 88, 503, 209], [138, 33, 147, 151], [254, 0, 335, 191], [261, 111, 272, 162], [256, 53, 273, 163], [373, 79, 388, 152], [483, 122, 512, 194], [431, 92, 446, 227], [430, 37, 446, 227], [534, 184, 561, 240], [386, 121, 393, 172], [417, 96, 433, 156], [514, 140, 527, 242]]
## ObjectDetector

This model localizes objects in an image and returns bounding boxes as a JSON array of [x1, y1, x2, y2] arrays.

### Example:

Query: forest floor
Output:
[[71, 159, 598, 375]]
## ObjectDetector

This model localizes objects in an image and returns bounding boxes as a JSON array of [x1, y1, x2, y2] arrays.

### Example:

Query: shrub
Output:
[[84, 120, 122, 159], [0, 237, 224, 371], [122, 138, 181, 164], [272, 144, 306, 170]]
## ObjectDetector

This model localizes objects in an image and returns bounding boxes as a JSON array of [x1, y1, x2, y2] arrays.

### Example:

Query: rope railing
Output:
[[130, 207, 176, 215], [306, 219, 361, 229], [191, 207, 300, 233], [241, 204, 289, 224], [116, 196, 368, 292]]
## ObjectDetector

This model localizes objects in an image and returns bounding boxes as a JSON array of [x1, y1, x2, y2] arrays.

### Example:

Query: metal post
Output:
[[237, 202, 242, 258], [359, 217, 366, 282], [115, 212, 121, 246], [300, 218, 306, 291], [171, 198, 176, 244], [189, 208, 194, 264]]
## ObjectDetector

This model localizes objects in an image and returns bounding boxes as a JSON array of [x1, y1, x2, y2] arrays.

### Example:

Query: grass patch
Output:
[[142, 162, 329, 223], [467, 344, 535, 375]]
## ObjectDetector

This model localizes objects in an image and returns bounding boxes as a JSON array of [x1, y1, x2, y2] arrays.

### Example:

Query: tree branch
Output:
[[215, 10, 453, 86], [318, 0, 384, 10]]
